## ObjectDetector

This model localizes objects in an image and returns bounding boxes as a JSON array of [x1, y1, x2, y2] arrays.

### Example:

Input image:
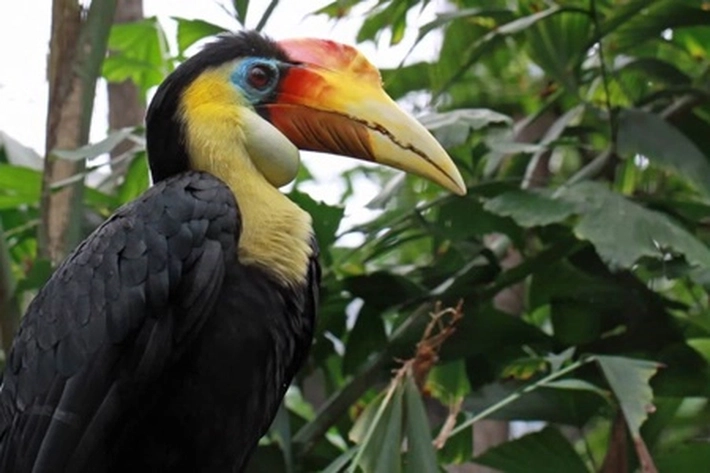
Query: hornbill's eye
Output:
[[232, 58, 280, 102], [247, 64, 274, 90]]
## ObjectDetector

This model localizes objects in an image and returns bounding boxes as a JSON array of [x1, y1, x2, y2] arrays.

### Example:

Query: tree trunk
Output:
[[108, 0, 145, 180], [39, 0, 116, 265]]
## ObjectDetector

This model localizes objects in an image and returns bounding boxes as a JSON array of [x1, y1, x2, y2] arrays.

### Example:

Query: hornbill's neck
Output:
[[181, 75, 313, 286], [145, 45, 313, 287]]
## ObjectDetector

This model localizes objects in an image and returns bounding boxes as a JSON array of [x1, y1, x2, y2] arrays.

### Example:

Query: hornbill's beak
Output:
[[260, 38, 467, 196]]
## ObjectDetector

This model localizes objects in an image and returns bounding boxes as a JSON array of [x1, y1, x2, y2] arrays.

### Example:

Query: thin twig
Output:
[[448, 356, 595, 437], [590, 0, 617, 150], [433, 397, 464, 449]]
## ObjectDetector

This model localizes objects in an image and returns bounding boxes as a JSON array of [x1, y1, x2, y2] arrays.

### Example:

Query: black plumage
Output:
[[0, 33, 319, 472]]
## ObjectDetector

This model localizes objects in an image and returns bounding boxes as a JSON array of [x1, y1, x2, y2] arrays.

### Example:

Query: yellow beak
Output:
[[258, 38, 467, 196]]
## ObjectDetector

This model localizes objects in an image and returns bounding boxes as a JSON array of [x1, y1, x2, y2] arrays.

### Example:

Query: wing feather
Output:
[[0, 171, 240, 472]]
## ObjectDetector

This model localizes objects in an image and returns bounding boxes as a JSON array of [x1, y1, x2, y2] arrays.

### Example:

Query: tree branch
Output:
[[39, 0, 117, 264]]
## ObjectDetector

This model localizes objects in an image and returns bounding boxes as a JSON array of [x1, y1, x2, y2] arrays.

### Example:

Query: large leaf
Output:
[[175, 18, 228, 55], [616, 57, 691, 87], [427, 360, 471, 405], [437, 6, 566, 94], [233, 0, 249, 25], [356, 1, 409, 46], [117, 152, 150, 204], [349, 383, 404, 473], [655, 444, 710, 473], [53, 128, 138, 162], [484, 189, 576, 227], [415, 7, 513, 46], [558, 182, 710, 270], [381, 63, 432, 101], [524, 8, 591, 92], [0, 162, 115, 212], [342, 305, 387, 376], [103, 17, 171, 93], [420, 109, 512, 149], [596, 355, 662, 438], [612, 2, 710, 52], [474, 426, 589, 473], [402, 377, 438, 473], [0, 164, 42, 198], [440, 305, 552, 362], [618, 108, 710, 196], [463, 380, 606, 426], [288, 190, 344, 266], [343, 272, 423, 311]]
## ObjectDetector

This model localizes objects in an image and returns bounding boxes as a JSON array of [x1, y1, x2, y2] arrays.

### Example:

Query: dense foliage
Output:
[[2, 0, 710, 471]]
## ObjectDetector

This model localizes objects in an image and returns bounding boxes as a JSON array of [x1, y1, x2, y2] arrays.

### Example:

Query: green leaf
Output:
[[104, 17, 170, 93], [656, 443, 710, 473], [612, 3, 710, 52], [596, 355, 662, 437], [15, 259, 52, 293], [474, 426, 589, 473], [349, 389, 386, 445], [381, 63, 431, 101], [269, 405, 293, 473], [0, 195, 38, 210], [420, 109, 512, 149], [559, 181, 710, 270], [175, 18, 228, 54], [464, 381, 605, 425], [343, 305, 387, 376], [288, 190, 344, 260], [349, 384, 404, 473], [440, 305, 552, 361], [118, 152, 150, 204], [84, 187, 118, 210], [427, 360, 471, 404], [687, 338, 710, 364], [284, 386, 316, 422], [344, 272, 423, 311], [437, 414, 472, 465], [484, 189, 577, 227], [53, 128, 137, 162], [524, 9, 591, 92], [616, 57, 691, 86], [550, 300, 601, 345], [539, 104, 585, 146], [322, 448, 358, 473], [356, 1, 408, 45], [312, 0, 360, 19], [497, 7, 563, 36], [0, 164, 41, 198], [415, 7, 512, 45], [618, 108, 710, 196], [402, 376, 438, 473], [542, 379, 610, 400], [233, 0, 249, 25]]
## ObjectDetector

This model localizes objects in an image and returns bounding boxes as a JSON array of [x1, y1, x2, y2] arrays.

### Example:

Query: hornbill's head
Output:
[[146, 31, 466, 196]]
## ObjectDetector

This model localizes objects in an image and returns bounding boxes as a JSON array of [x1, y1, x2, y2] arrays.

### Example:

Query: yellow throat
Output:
[[180, 68, 313, 286]]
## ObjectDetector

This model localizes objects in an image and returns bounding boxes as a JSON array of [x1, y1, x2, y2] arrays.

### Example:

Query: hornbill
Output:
[[0, 31, 465, 472]]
